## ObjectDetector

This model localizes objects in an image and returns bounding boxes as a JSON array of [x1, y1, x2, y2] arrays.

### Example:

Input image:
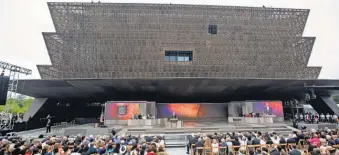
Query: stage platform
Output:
[[16, 121, 294, 137], [16, 121, 338, 138]]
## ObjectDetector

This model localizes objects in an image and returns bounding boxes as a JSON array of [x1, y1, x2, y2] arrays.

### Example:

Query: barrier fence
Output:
[[52, 120, 76, 132]]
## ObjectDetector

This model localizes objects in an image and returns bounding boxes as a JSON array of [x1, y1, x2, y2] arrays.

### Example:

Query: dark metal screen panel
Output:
[[38, 3, 321, 79]]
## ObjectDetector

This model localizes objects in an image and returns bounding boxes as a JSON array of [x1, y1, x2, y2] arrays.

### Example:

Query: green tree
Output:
[[0, 98, 33, 113], [333, 96, 339, 103]]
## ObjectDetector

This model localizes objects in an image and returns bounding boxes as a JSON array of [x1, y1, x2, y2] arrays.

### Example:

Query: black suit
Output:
[[187, 138, 197, 153], [265, 107, 273, 115], [172, 114, 177, 118], [46, 116, 52, 133]]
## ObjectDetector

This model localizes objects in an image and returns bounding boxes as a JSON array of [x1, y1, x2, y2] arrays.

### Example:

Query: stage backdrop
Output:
[[156, 101, 283, 118], [156, 103, 228, 118], [105, 101, 156, 120]]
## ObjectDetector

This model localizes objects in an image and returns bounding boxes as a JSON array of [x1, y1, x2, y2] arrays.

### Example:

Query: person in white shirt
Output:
[[320, 113, 325, 122], [299, 113, 304, 121], [333, 115, 338, 124], [260, 137, 266, 145], [211, 139, 219, 154], [271, 135, 280, 144], [294, 114, 299, 122], [239, 137, 248, 151], [225, 137, 233, 154], [159, 136, 165, 147], [326, 113, 330, 122]]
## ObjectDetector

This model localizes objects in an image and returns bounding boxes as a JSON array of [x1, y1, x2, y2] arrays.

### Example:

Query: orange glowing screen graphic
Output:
[[167, 104, 202, 117]]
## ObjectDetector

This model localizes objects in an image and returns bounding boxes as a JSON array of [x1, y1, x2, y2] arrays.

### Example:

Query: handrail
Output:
[[52, 120, 76, 132]]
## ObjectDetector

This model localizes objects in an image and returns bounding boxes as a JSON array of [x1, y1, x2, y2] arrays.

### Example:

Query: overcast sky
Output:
[[1, 0, 339, 79]]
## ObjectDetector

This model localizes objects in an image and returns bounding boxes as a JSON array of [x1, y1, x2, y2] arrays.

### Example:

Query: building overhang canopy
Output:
[[16, 78, 339, 103]]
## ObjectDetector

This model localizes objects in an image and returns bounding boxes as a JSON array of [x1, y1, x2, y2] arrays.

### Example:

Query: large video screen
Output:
[[252, 101, 283, 117], [105, 102, 140, 120], [157, 103, 228, 118]]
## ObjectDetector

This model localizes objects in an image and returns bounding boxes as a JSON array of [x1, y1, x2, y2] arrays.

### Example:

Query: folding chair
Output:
[[191, 144, 195, 155], [204, 146, 212, 155], [232, 146, 241, 155], [195, 147, 204, 155], [279, 143, 287, 152], [212, 146, 220, 155], [219, 146, 227, 155]]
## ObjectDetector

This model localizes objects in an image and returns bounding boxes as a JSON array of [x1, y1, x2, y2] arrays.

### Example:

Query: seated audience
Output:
[[2, 124, 339, 155]]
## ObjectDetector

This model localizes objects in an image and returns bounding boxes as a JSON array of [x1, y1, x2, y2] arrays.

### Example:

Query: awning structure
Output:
[[16, 78, 339, 103]]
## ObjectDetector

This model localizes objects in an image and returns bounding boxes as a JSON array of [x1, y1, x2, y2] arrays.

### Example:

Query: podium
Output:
[[233, 118, 242, 126], [169, 118, 183, 128], [169, 118, 178, 128]]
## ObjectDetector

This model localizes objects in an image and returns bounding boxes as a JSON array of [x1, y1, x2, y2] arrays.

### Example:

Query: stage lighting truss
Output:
[[0, 61, 32, 130]]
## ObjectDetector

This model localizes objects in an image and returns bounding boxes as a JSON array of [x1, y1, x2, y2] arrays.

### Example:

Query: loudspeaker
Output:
[[0, 76, 10, 105]]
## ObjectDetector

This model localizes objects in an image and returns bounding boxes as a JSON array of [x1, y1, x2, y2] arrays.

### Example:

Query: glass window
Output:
[[208, 25, 217, 34], [169, 56, 177, 61], [164, 56, 170, 61], [177, 56, 185, 61], [164, 51, 193, 62]]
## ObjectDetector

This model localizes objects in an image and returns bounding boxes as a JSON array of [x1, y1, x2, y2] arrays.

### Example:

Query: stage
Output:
[[15, 119, 339, 139]]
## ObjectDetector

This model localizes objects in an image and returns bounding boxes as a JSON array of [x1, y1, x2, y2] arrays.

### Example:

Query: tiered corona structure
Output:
[[38, 3, 321, 79]]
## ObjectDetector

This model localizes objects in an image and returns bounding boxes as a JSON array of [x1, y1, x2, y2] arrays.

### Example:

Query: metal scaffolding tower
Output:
[[0, 61, 32, 130]]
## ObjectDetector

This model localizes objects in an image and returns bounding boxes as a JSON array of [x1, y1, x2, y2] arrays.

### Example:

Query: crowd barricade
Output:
[[190, 143, 311, 155]]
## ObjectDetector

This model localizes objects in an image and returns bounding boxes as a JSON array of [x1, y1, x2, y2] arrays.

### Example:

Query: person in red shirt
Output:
[[147, 145, 157, 155], [309, 134, 321, 147]]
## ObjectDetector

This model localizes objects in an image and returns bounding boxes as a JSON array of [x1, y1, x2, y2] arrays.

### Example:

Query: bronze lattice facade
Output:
[[38, 2, 321, 79]]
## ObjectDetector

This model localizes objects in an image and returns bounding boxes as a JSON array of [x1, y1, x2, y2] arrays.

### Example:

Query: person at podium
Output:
[[264, 103, 273, 115], [171, 112, 177, 119]]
